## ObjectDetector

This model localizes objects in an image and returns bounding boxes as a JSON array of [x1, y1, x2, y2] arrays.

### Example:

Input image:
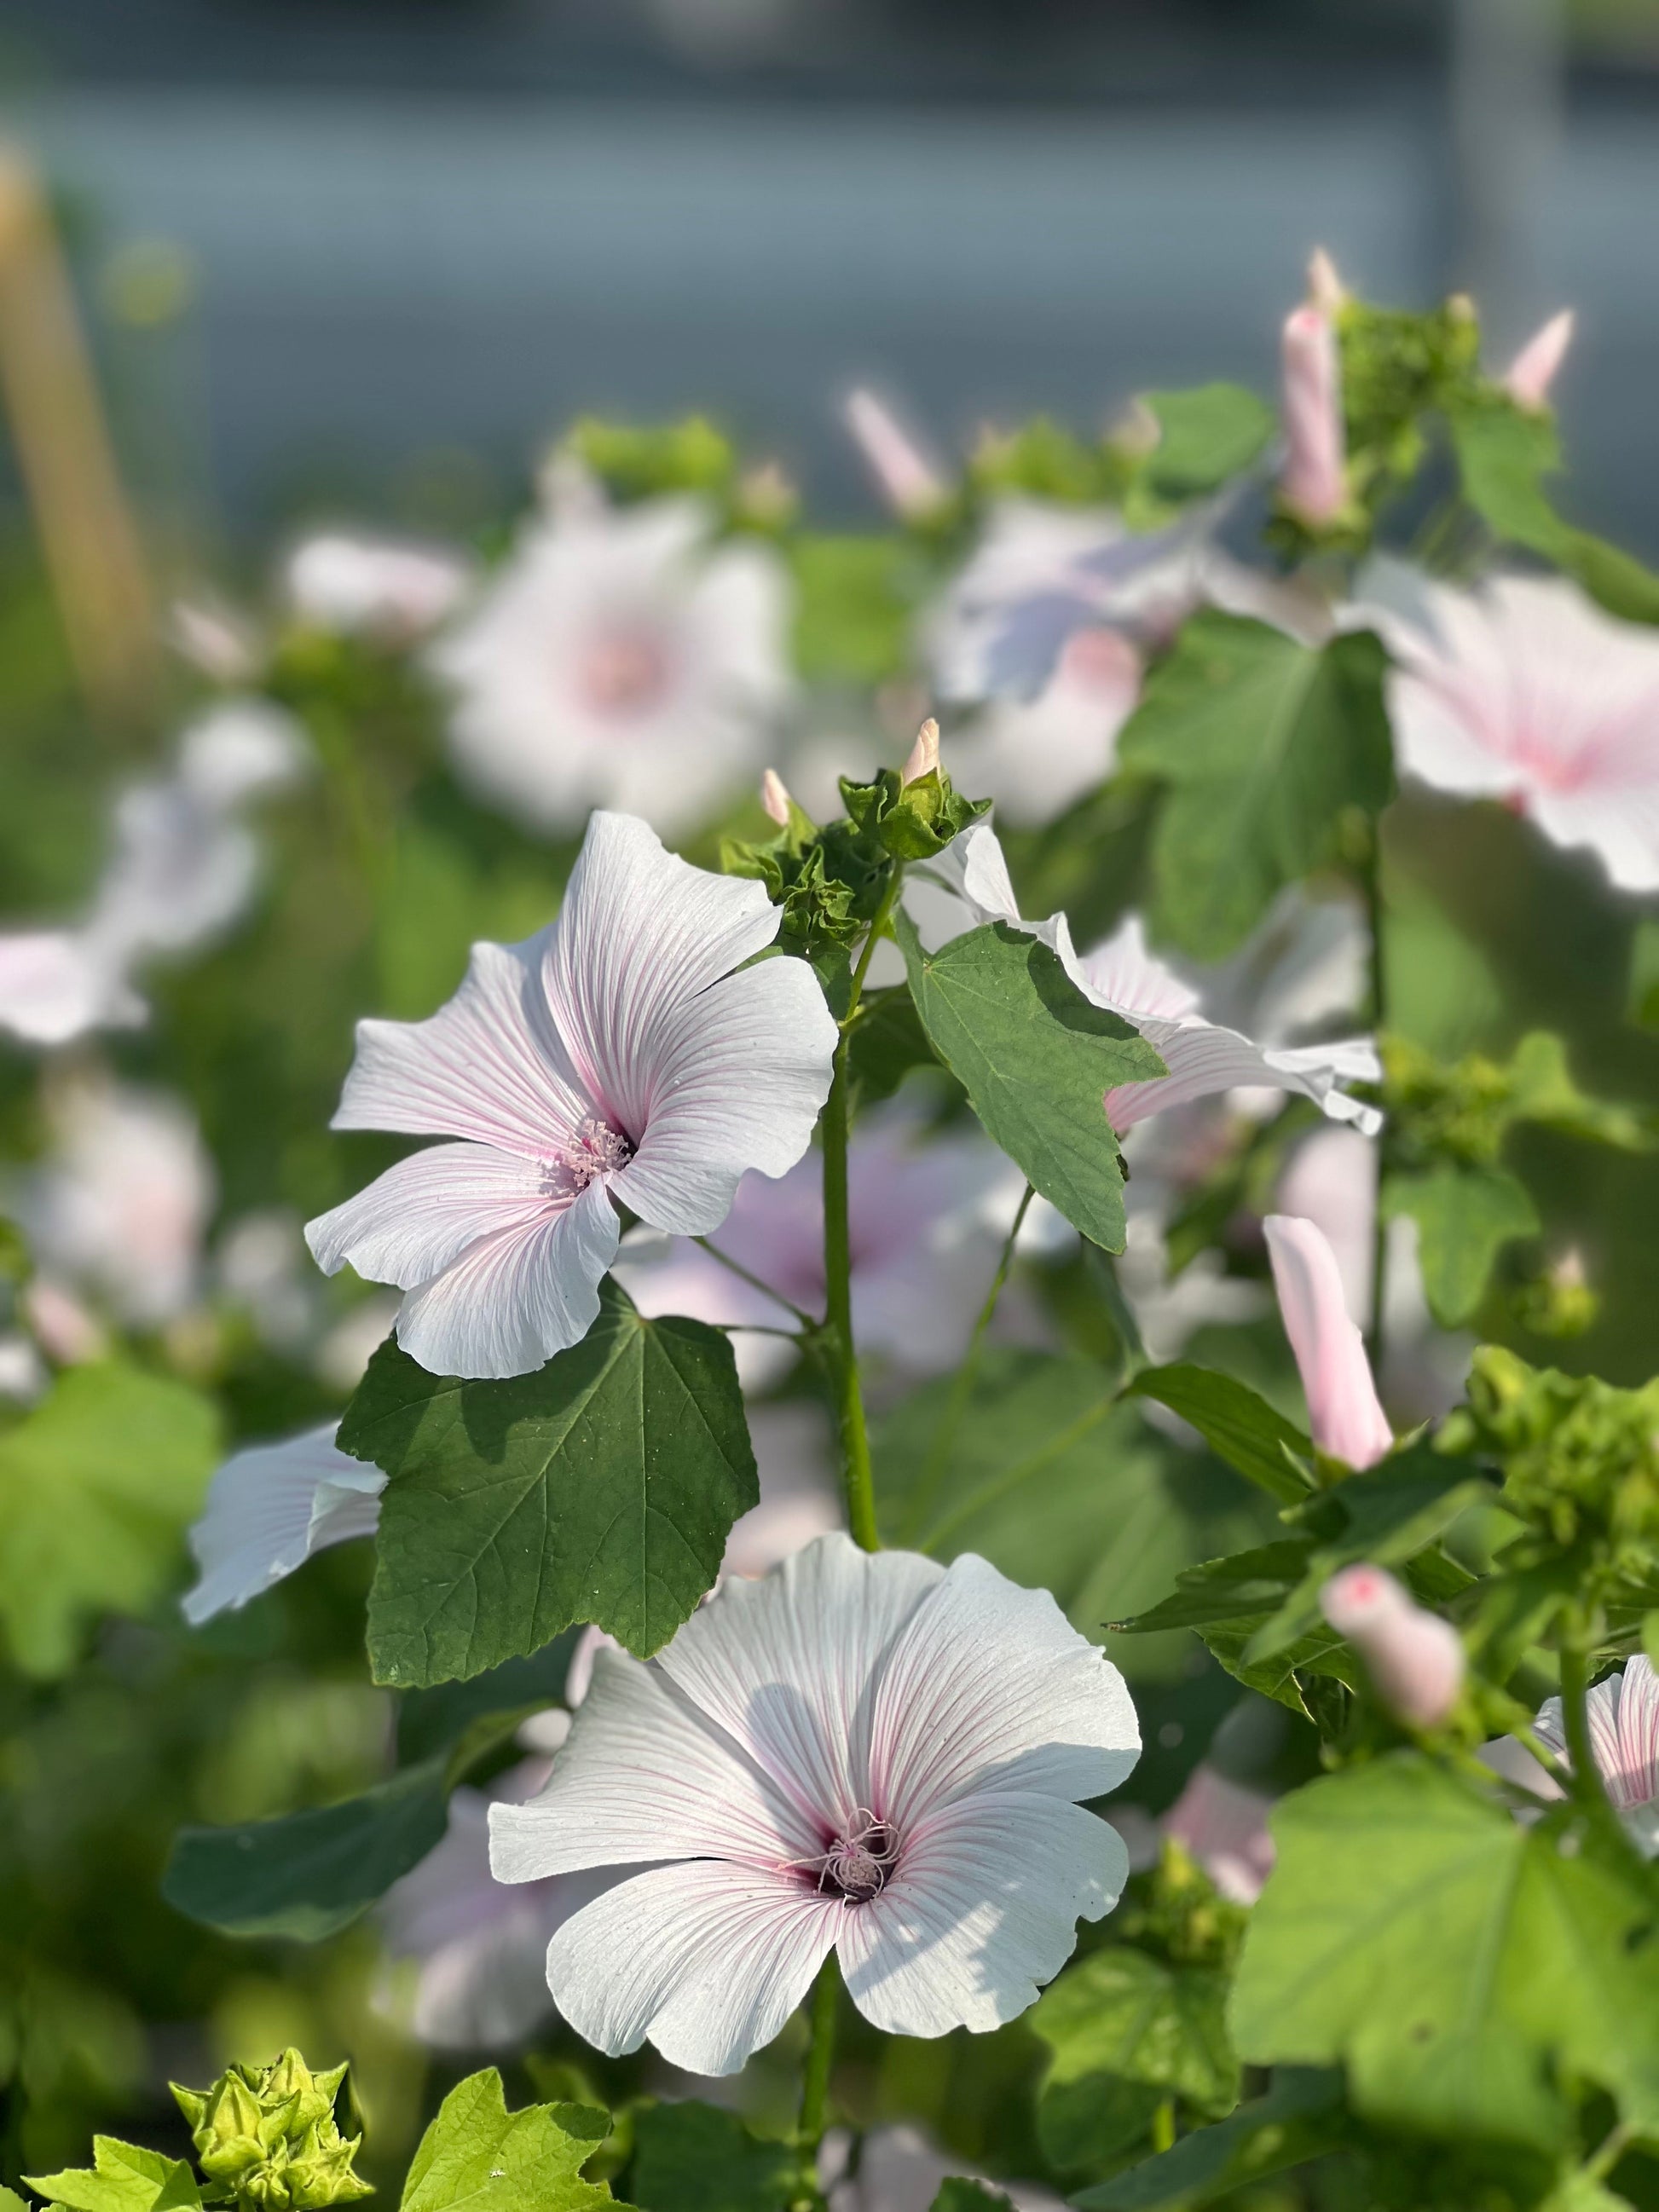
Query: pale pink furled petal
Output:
[[1078, 915, 1380, 1135], [10, 1079, 215, 1327], [1263, 1214, 1392, 1467], [0, 931, 143, 1047], [493, 1532, 1138, 2073], [1162, 1764, 1275, 1904], [307, 811, 835, 1377], [1358, 559, 1659, 895], [22, 1279, 108, 1365], [286, 532, 473, 643], [1307, 246, 1345, 315], [899, 717, 941, 788], [168, 598, 262, 686], [1535, 1655, 1659, 1856], [760, 767, 795, 825], [845, 390, 948, 522], [1279, 303, 1346, 526], [432, 493, 792, 837], [546, 1857, 844, 2076], [182, 1422, 385, 1625], [1321, 1564, 1465, 1728], [837, 1793, 1129, 2038], [1502, 309, 1575, 413]]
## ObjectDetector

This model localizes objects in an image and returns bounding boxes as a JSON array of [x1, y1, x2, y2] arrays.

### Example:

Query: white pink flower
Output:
[[182, 1422, 386, 1625], [844, 390, 949, 523], [9, 1078, 215, 1329], [286, 531, 473, 644], [614, 1106, 1032, 1389], [1532, 1656, 1659, 1857], [1320, 1564, 1465, 1730], [489, 1532, 1139, 2075], [1502, 309, 1575, 413], [306, 811, 837, 1379], [1162, 1764, 1276, 1906], [1263, 1213, 1392, 1469], [1278, 293, 1346, 527], [1361, 557, 1659, 895], [939, 627, 1145, 827], [431, 482, 792, 836]]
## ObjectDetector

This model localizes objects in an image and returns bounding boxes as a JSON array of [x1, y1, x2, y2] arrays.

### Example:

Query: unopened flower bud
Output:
[[844, 389, 948, 522], [1279, 302, 1347, 527], [1502, 309, 1575, 413], [760, 767, 794, 826], [1321, 1563, 1465, 1729], [1263, 1216, 1392, 1469], [172, 2052, 370, 2211], [900, 718, 941, 788], [1307, 246, 1345, 316]]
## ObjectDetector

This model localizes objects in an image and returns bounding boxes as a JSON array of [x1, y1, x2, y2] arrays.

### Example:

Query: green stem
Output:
[[792, 1953, 841, 2211], [1359, 821, 1389, 1376], [820, 868, 905, 1554], [1558, 1632, 1640, 1867], [900, 1183, 1033, 1545], [692, 1236, 818, 1331]]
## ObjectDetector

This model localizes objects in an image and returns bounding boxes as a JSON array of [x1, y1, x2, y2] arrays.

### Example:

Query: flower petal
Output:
[[1263, 1213, 1392, 1468], [489, 1643, 813, 1880], [837, 1793, 1128, 2037], [332, 933, 590, 1157], [305, 1142, 555, 1289], [866, 1553, 1139, 1828], [545, 1858, 841, 2076], [653, 1532, 945, 1834], [182, 1423, 384, 1624], [0, 932, 142, 1046], [392, 1173, 621, 1378]]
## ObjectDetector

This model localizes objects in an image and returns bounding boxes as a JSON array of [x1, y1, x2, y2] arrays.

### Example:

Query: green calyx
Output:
[[837, 764, 989, 863], [1446, 1347, 1659, 1589], [1113, 1839, 1250, 1975], [171, 2051, 372, 2210]]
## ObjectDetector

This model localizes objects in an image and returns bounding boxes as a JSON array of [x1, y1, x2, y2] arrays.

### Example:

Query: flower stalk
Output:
[[1358, 817, 1389, 1374], [791, 1952, 842, 2211], [821, 866, 905, 1551]]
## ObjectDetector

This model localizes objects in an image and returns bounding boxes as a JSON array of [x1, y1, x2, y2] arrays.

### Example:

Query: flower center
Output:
[[542, 1116, 634, 1200], [797, 1812, 899, 1903], [577, 629, 671, 719]]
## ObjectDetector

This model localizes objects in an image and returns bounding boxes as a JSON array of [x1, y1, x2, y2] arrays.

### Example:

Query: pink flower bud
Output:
[[759, 767, 794, 826], [1279, 304, 1347, 527], [1502, 309, 1575, 413], [1307, 247, 1345, 316], [844, 389, 947, 521], [1163, 1764, 1275, 1904], [1321, 1563, 1465, 1729], [1263, 1215, 1392, 1469], [900, 717, 941, 788]]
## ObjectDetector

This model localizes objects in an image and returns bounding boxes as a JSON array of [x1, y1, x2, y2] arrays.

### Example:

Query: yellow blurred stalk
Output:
[[0, 141, 156, 721]]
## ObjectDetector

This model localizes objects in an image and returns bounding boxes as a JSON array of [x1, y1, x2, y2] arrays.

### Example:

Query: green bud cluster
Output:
[[966, 416, 1134, 508], [1335, 294, 1482, 505], [559, 413, 735, 503], [171, 2050, 373, 2210], [1380, 1036, 1518, 1169], [1447, 1347, 1659, 1591], [1113, 1840, 1249, 1974]]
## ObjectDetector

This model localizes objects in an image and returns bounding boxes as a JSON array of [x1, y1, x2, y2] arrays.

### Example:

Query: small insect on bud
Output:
[[760, 767, 794, 826], [1321, 1564, 1465, 1730], [1503, 309, 1575, 413], [900, 717, 941, 788]]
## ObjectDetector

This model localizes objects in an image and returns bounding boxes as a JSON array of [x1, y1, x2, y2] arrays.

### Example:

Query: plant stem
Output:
[[820, 868, 905, 1553], [692, 1236, 819, 1331], [1558, 1631, 1639, 1867], [899, 1182, 1033, 1545], [1359, 819, 1389, 1376], [792, 1953, 841, 2210]]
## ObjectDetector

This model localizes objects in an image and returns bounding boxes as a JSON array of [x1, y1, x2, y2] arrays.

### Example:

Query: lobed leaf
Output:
[[399, 2071, 633, 2212]]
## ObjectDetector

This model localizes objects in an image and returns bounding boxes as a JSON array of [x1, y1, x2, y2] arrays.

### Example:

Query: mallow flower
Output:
[[1360, 556, 1659, 895], [431, 475, 792, 836], [305, 811, 837, 1379], [286, 531, 473, 644], [1263, 1213, 1393, 1469], [1530, 1656, 1659, 1857], [488, 1532, 1139, 2076]]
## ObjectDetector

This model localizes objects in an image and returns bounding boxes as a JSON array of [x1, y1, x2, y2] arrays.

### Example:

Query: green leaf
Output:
[[1071, 2070, 1346, 2211], [1118, 615, 1394, 959], [1629, 918, 1659, 1033], [341, 1281, 758, 1685], [1230, 1756, 1659, 2151], [399, 2071, 633, 2212], [1120, 1543, 1309, 1636], [846, 983, 939, 1106], [395, 1630, 584, 1764], [26, 2142, 201, 2212], [161, 1756, 450, 1941], [1381, 1164, 1540, 1326], [1139, 384, 1275, 500], [1505, 1031, 1655, 1152], [1031, 1947, 1239, 2174], [895, 913, 1165, 1252], [1451, 400, 1659, 626], [1127, 1366, 1313, 1504], [928, 2187, 1011, 2212], [629, 2104, 796, 2212], [0, 1362, 220, 1676]]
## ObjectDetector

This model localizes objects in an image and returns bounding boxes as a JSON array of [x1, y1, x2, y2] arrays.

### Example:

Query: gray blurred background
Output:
[[3, 0, 1657, 546]]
